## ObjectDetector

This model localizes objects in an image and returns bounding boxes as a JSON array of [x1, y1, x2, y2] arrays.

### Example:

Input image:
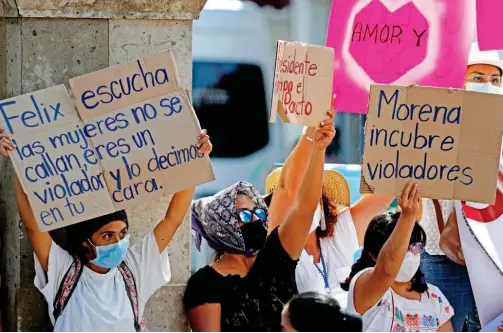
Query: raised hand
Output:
[[0, 128, 15, 158], [197, 129, 212, 156], [398, 183, 420, 219]]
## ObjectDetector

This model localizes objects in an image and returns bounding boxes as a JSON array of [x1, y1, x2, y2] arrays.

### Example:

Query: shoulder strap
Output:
[[432, 199, 445, 233], [118, 262, 146, 332], [53, 256, 83, 323]]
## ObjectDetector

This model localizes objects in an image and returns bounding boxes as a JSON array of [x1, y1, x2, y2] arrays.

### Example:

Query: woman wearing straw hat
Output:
[[265, 166, 394, 309], [263, 94, 396, 308]]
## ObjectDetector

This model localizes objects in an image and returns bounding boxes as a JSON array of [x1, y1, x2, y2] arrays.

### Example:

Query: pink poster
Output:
[[326, 0, 476, 114], [476, 0, 503, 51]]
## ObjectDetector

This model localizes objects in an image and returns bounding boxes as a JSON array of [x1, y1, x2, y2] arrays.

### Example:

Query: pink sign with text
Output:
[[476, 0, 503, 51], [326, 0, 475, 114]]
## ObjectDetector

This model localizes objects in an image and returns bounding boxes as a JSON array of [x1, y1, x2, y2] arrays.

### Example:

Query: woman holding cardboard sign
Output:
[[185, 111, 336, 331], [262, 95, 394, 310], [0, 127, 212, 332]]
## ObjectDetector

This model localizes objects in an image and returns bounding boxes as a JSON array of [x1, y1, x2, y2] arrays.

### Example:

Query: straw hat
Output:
[[264, 167, 351, 215], [468, 42, 503, 73]]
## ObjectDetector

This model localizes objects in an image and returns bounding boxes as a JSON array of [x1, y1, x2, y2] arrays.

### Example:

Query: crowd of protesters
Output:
[[0, 45, 502, 332]]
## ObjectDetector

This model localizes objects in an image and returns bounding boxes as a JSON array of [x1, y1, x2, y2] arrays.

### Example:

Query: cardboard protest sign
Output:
[[476, 0, 503, 51], [70, 50, 215, 212], [0, 51, 215, 231], [270, 40, 334, 127], [0, 85, 115, 231], [326, 0, 475, 114], [360, 84, 503, 204]]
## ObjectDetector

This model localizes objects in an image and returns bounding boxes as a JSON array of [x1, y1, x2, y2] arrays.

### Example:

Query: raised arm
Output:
[[0, 128, 52, 272], [278, 115, 335, 259], [153, 130, 212, 253], [353, 183, 420, 314], [266, 126, 315, 233], [268, 95, 336, 233], [350, 194, 395, 245]]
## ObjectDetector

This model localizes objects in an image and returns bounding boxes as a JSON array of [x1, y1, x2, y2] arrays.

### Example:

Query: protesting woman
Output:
[[342, 183, 454, 332], [184, 113, 336, 331], [0, 127, 212, 332], [263, 96, 394, 308]]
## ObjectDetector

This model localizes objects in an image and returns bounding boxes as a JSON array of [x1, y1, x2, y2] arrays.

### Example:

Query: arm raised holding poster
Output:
[[153, 129, 212, 252], [0, 126, 212, 266]]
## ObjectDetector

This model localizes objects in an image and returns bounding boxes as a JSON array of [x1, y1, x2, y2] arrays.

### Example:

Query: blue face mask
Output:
[[89, 234, 130, 268]]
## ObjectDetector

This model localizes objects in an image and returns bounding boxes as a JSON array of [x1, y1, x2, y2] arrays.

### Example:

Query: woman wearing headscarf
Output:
[[0, 128, 212, 331], [262, 99, 394, 308], [342, 183, 454, 332], [184, 113, 336, 331]]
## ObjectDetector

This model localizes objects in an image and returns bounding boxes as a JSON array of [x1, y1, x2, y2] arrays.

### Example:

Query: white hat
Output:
[[468, 42, 503, 72]]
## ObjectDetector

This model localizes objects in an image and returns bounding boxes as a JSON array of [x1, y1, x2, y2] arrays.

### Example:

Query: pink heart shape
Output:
[[349, 0, 429, 84]]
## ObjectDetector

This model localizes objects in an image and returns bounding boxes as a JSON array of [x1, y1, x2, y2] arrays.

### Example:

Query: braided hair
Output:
[[340, 210, 428, 293]]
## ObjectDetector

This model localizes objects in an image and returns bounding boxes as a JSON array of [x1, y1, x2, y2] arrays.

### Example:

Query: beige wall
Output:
[[0, 1, 206, 331]]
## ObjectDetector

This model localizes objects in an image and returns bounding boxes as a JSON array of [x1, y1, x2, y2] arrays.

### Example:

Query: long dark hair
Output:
[[340, 210, 428, 293], [286, 292, 362, 332]]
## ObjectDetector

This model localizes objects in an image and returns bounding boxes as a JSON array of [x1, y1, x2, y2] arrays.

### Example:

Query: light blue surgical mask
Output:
[[466, 82, 503, 95], [89, 234, 130, 268]]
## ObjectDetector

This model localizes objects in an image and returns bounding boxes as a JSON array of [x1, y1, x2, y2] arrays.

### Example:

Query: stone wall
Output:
[[0, 1, 205, 331]]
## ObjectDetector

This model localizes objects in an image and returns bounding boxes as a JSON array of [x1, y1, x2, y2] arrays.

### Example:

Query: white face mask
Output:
[[466, 82, 503, 95], [395, 252, 421, 283], [310, 204, 322, 234]]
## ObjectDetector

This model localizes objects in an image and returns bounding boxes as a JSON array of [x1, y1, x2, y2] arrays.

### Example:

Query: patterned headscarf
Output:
[[191, 181, 269, 256]]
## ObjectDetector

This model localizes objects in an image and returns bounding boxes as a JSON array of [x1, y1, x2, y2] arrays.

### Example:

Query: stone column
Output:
[[0, 1, 205, 331]]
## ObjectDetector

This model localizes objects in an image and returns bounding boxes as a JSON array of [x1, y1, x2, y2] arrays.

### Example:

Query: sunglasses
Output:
[[409, 242, 425, 256], [236, 208, 267, 223]]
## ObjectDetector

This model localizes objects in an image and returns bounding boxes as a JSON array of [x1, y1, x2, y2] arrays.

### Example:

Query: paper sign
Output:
[[326, 0, 476, 114], [360, 84, 503, 204], [476, 0, 503, 51], [0, 85, 115, 231], [270, 40, 334, 127], [0, 51, 215, 231]]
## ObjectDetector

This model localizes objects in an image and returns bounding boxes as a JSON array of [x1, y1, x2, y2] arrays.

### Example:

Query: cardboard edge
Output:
[[269, 40, 282, 124], [359, 89, 375, 195]]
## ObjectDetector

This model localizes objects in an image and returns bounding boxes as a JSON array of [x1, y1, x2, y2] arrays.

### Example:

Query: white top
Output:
[[295, 209, 359, 309], [34, 232, 171, 332], [418, 199, 455, 255], [347, 268, 454, 332]]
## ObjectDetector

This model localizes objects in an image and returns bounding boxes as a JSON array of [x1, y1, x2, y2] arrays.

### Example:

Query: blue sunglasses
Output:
[[237, 208, 267, 223]]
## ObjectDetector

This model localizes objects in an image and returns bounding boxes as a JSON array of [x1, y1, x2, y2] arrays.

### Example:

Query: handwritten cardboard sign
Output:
[[360, 84, 503, 204], [269, 40, 334, 127], [0, 51, 215, 231], [326, 0, 475, 114], [0, 85, 116, 230]]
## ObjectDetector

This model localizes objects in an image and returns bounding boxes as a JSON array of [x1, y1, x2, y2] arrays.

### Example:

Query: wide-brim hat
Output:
[[468, 42, 503, 73], [264, 167, 351, 215]]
